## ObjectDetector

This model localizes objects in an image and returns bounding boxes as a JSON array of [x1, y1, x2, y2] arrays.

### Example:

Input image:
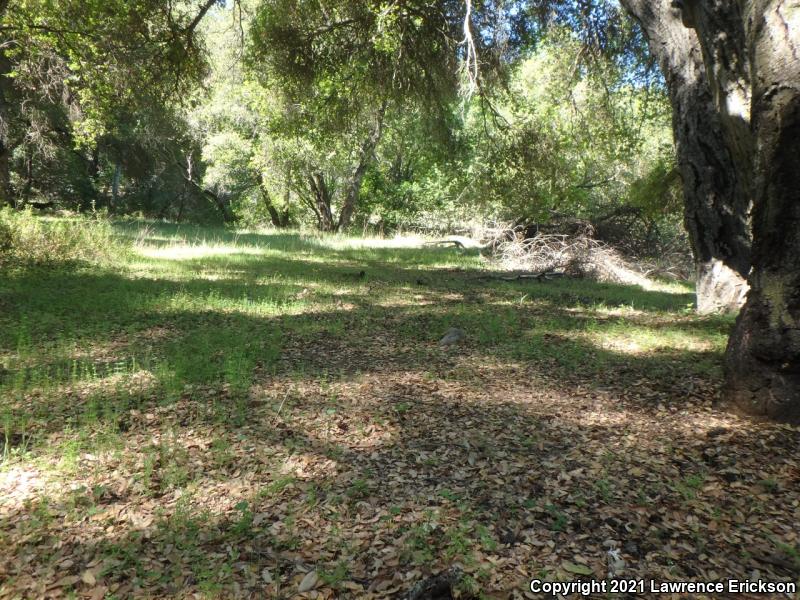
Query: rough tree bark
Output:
[[723, 0, 800, 422], [260, 187, 291, 228], [620, 0, 752, 314], [308, 172, 335, 231], [337, 102, 387, 231], [0, 23, 14, 208]]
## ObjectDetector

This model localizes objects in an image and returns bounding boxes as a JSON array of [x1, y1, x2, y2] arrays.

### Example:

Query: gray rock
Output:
[[439, 327, 466, 346]]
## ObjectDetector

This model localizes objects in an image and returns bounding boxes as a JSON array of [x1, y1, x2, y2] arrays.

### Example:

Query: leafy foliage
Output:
[[460, 30, 675, 224], [0, 207, 122, 266], [1, 0, 681, 252]]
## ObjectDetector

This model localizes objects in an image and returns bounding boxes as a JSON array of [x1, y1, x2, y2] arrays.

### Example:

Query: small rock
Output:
[[706, 426, 729, 438], [439, 328, 466, 346], [623, 541, 639, 555]]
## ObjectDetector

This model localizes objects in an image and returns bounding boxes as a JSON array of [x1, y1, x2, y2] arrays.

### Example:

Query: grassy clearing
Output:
[[2, 221, 798, 599]]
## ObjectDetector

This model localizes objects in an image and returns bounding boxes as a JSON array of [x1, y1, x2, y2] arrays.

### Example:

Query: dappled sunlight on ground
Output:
[[136, 243, 266, 261], [587, 329, 720, 355], [0, 467, 47, 508], [1, 223, 797, 599]]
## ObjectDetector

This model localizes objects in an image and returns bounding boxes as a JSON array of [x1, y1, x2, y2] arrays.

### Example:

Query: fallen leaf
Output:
[[561, 561, 593, 576], [88, 586, 107, 600], [298, 570, 319, 593], [81, 569, 97, 586]]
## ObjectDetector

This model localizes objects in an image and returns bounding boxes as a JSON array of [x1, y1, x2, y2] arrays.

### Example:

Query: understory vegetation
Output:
[[2, 0, 800, 597], [0, 208, 122, 267], [2, 222, 798, 598], [1, 2, 685, 266]]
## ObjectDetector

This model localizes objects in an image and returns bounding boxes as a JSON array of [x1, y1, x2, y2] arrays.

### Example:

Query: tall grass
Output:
[[0, 208, 125, 268]]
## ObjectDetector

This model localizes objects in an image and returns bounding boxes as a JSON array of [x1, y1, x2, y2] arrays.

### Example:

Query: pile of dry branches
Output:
[[484, 224, 665, 288]]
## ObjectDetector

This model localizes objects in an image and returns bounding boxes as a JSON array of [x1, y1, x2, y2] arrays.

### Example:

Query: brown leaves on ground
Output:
[[1, 285, 799, 599]]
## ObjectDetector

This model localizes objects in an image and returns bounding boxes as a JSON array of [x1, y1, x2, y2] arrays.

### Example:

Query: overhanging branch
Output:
[[185, 0, 219, 37]]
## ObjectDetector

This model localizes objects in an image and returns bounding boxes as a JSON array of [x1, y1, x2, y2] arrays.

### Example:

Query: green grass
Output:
[[0, 219, 744, 598]]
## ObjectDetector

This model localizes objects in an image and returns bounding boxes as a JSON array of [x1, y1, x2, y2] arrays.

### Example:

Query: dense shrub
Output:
[[0, 209, 124, 268]]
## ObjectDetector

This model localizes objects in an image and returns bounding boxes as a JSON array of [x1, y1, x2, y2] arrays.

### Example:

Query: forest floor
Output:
[[1, 222, 799, 599]]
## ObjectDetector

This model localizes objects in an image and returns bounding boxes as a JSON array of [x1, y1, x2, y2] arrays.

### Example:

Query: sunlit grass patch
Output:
[[586, 320, 729, 355], [6, 218, 774, 600], [136, 243, 266, 261]]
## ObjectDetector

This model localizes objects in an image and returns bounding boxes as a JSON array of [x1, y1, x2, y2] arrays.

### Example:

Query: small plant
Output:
[[394, 402, 412, 414], [160, 441, 191, 491], [140, 447, 158, 492], [401, 512, 440, 565], [347, 478, 370, 499], [475, 524, 497, 552], [594, 478, 613, 502], [258, 476, 296, 498], [325, 444, 345, 460], [439, 488, 461, 502], [444, 523, 472, 559], [758, 478, 779, 493], [456, 574, 481, 598], [320, 561, 350, 588], [673, 473, 706, 502], [636, 489, 651, 506], [572, 494, 587, 508], [1, 411, 32, 463], [545, 503, 568, 532], [210, 437, 236, 470], [231, 500, 254, 537]]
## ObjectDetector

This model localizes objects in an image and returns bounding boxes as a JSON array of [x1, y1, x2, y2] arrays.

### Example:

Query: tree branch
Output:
[[185, 0, 218, 38]]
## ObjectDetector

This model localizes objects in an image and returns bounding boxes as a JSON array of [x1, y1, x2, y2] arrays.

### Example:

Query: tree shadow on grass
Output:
[[3, 281, 797, 598], [1, 267, 730, 455], [4, 223, 784, 599], [3, 382, 798, 598]]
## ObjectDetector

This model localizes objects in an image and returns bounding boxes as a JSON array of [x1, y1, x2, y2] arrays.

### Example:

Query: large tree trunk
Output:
[[0, 28, 14, 208], [724, 0, 800, 422], [620, 0, 752, 314], [0, 140, 11, 207], [309, 171, 335, 232], [260, 187, 291, 228], [337, 102, 387, 231]]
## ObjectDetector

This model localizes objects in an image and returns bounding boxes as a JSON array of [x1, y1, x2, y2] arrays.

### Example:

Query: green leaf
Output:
[[561, 561, 593, 576]]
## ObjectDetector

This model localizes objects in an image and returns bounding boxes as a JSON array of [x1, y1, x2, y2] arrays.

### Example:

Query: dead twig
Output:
[[273, 390, 291, 422], [472, 271, 565, 282]]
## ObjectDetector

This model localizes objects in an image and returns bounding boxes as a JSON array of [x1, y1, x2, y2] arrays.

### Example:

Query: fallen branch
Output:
[[273, 390, 291, 423], [424, 236, 490, 251], [472, 271, 565, 282], [425, 239, 467, 249]]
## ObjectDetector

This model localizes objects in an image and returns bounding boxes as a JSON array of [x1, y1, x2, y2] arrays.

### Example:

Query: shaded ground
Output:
[[1, 223, 798, 599]]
